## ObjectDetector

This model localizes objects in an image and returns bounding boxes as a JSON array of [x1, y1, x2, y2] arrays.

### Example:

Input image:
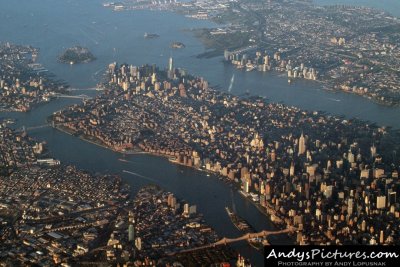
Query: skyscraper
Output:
[[168, 56, 174, 79], [377, 196, 386, 209], [298, 133, 306, 156], [168, 56, 173, 72], [128, 224, 135, 242]]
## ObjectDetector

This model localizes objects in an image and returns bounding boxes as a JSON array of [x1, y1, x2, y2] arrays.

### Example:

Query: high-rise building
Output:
[[289, 162, 295, 177], [348, 198, 353, 215], [151, 73, 157, 85], [167, 193, 174, 207], [183, 203, 189, 215], [371, 144, 377, 158], [128, 224, 135, 242], [298, 133, 306, 155], [168, 56, 173, 72], [377, 196, 386, 209], [135, 237, 142, 251], [361, 220, 366, 231], [348, 150, 355, 163], [189, 205, 197, 215], [388, 191, 396, 205]]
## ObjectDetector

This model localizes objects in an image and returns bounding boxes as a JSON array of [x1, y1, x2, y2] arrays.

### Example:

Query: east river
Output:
[[1, 0, 400, 265]]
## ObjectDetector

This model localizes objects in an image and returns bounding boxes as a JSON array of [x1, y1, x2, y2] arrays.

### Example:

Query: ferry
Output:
[[225, 207, 255, 233], [144, 32, 159, 39], [248, 237, 270, 250]]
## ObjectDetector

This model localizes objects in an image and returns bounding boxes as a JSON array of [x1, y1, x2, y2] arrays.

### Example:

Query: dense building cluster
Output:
[[0, 163, 129, 266], [0, 125, 44, 174], [116, 0, 400, 106], [125, 185, 235, 266], [0, 43, 66, 112], [0, 127, 241, 266], [218, 0, 400, 105], [53, 62, 400, 246]]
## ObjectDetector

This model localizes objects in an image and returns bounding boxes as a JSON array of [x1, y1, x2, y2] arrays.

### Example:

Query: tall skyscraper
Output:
[[371, 144, 377, 158], [348, 198, 353, 215], [168, 56, 173, 72], [289, 162, 295, 177], [168, 56, 174, 79], [128, 224, 135, 242], [298, 133, 306, 156]]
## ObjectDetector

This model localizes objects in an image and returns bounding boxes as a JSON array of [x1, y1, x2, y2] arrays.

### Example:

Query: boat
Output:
[[248, 237, 270, 250], [170, 42, 185, 49], [225, 207, 255, 233], [144, 32, 159, 39]]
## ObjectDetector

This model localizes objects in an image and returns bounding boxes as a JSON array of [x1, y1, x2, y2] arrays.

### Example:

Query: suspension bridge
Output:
[[167, 226, 297, 256], [50, 86, 104, 99], [65, 87, 104, 92], [83, 226, 297, 257], [53, 93, 92, 100], [18, 118, 88, 132]]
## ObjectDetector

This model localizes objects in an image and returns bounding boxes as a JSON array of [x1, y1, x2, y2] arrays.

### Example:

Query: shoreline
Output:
[[186, 10, 400, 108], [52, 124, 295, 245]]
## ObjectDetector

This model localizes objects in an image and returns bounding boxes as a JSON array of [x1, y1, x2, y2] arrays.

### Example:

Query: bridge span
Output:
[[167, 227, 296, 256], [66, 87, 104, 92], [18, 118, 88, 132], [53, 93, 92, 100]]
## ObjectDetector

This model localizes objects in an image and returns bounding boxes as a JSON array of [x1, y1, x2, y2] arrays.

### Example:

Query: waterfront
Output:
[[1, 0, 400, 127], [1, 0, 400, 265], [2, 95, 288, 266]]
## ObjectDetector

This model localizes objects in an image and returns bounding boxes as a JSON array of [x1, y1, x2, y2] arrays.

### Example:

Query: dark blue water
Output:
[[1, 0, 400, 265]]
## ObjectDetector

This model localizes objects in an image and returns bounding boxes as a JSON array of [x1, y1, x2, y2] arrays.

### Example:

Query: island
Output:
[[52, 61, 400, 246], [170, 41, 185, 49], [58, 46, 96, 64]]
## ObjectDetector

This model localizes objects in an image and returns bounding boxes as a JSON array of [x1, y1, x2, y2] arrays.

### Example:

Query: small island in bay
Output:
[[58, 46, 96, 64], [170, 41, 185, 49]]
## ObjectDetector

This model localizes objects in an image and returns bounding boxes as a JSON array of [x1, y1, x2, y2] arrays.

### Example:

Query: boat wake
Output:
[[122, 170, 158, 183], [327, 97, 341, 102]]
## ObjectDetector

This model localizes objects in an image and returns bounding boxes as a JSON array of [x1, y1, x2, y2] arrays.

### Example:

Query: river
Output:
[[1, 0, 399, 265]]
